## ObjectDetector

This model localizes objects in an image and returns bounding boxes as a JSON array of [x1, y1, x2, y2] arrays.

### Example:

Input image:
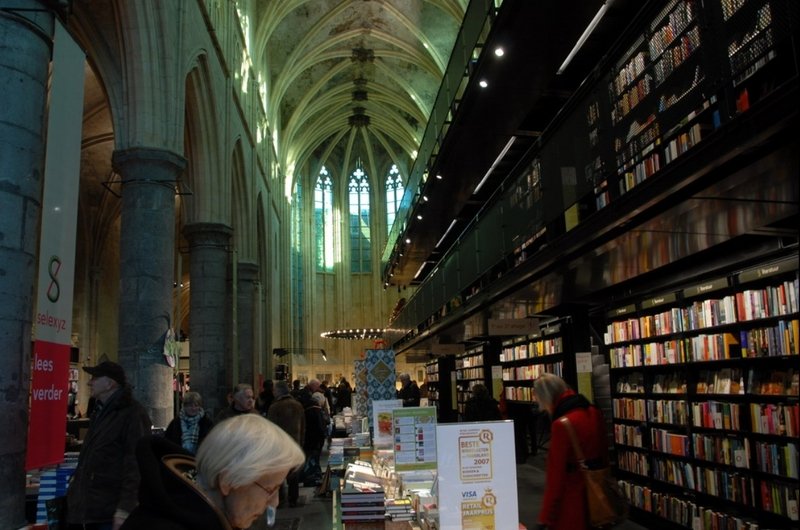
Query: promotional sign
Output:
[[436, 421, 518, 530], [372, 399, 402, 447], [575, 351, 594, 402], [393, 406, 437, 471], [26, 21, 85, 470]]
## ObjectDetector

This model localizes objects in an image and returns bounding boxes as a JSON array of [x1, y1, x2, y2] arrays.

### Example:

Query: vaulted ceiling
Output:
[[251, 0, 469, 186]]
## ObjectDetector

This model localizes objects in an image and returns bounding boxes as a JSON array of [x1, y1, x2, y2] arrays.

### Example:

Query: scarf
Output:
[[180, 408, 205, 454]]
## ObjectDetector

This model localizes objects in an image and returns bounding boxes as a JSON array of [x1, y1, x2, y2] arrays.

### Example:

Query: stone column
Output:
[[0, 5, 53, 528], [183, 222, 232, 418], [237, 261, 259, 387], [112, 147, 186, 428]]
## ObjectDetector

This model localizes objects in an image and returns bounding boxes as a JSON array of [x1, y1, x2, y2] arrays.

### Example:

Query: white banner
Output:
[[34, 20, 84, 344]]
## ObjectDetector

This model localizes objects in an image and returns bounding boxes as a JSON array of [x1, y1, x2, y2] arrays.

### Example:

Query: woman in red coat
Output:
[[533, 373, 608, 530]]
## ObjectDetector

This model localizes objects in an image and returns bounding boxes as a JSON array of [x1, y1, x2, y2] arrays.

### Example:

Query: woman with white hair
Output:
[[121, 414, 305, 529]]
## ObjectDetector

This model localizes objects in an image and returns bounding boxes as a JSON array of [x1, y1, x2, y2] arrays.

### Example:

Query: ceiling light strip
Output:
[[436, 219, 459, 248], [474, 136, 517, 194], [557, 1, 611, 75]]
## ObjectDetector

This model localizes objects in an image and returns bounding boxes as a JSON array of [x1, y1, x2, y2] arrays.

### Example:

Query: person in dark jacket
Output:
[[533, 373, 608, 530], [67, 361, 152, 530], [336, 377, 352, 412], [120, 414, 305, 530], [256, 379, 274, 415], [397, 373, 421, 407], [214, 383, 257, 422], [463, 383, 502, 422], [164, 391, 213, 455], [266, 381, 305, 507], [301, 392, 327, 486]]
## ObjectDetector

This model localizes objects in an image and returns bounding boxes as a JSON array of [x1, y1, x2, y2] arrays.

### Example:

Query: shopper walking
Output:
[[164, 391, 213, 455], [397, 373, 421, 407], [533, 373, 607, 530], [66, 361, 152, 530], [267, 381, 305, 507]]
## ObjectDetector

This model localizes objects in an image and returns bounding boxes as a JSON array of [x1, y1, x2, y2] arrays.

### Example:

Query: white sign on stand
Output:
[[436, 421, 518, 530], [372, 399, 402, 447]]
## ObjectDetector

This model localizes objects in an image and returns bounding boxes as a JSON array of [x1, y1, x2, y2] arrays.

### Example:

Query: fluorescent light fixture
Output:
[[494, 47, 505, 57], [474, 136, 517, 194], [479, 80, 488, 88], [413, 262, 428, 279], [320, 349, 328, 361], [557, 1, 610, 75], [422, 195, 429, 202], [436, 219, 458, 248], [405, 238, 411, 244], [416, 214, 423, 220], [435, 174, 442, 180]]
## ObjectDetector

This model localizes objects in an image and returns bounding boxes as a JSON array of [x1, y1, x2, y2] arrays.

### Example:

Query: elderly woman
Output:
[[164, 391, 213, 454], [533, 373, 608, 530], [121, 414, 305, 530]]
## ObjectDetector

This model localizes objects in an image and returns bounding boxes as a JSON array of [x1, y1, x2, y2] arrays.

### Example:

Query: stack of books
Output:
[[385, 497, 415, 522], [341, 481, 386, 524]]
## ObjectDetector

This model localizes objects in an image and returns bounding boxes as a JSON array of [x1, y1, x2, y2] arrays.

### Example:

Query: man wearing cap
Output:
[[67, 361, 151, 530]]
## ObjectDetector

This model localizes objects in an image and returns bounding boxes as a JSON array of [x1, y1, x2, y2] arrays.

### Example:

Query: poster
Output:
[[353, 359, 368, 417], [372, 399, 402, 447], [365, 349, 396, 428], [436, 421, 518, 530], [393, 406, 437, 471], [575, 351, 593, 402]]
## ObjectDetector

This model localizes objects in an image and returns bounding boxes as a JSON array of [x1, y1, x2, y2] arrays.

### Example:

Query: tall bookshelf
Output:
[[455, 340, 500, 417], [425, 355, 456, 422], [606, 255, 799, 529], [499, 318, 576, 403]]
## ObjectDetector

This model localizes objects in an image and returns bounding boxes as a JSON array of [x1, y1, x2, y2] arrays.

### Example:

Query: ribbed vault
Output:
[[251, 0, 467, 187]]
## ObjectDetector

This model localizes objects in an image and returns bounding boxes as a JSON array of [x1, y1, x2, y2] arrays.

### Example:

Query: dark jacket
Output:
[[397, 381, 421, 407], [164, 413, 214, 454], [303, 405, 327, 452], [120, 436, 231, 530], [538, 390, 608, 530], [463, 395, 502, 422], [67, 387, 152, 524], [336, 381, 352, 410], [266, 395, 305, 445]]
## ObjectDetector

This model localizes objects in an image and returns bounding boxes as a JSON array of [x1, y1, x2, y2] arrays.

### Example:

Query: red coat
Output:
[[538, 390, 607, 530]]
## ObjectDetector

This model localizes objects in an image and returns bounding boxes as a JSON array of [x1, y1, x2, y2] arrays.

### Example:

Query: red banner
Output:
[[26, 340, 70, 470]]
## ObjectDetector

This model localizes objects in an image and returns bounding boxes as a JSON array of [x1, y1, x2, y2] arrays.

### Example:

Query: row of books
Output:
[[692, 433, 749, 468], [619, 479, 761, 529], [499, 336, 563, 361], [754, 441, 798, 479], [605, 280, 799, 344], [341, 462, 386, 523]]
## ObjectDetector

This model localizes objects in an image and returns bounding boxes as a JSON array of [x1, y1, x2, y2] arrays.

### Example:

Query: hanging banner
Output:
[[27, 21, 85, 470]]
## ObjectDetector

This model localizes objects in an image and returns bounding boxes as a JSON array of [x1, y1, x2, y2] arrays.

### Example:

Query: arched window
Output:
[[348, 161, 371, 273], [314, 167, 334, 272], [385, 164, 404, 234]]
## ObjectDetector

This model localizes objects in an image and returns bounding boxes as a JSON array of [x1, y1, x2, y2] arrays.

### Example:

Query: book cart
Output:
[[606, 255, 799, 528]]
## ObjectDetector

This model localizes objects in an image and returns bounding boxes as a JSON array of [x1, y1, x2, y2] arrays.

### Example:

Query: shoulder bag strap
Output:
[[558, 416, 586, 463]]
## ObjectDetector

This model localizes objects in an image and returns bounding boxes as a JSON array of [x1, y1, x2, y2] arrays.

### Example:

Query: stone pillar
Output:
[[112, 147, 186, 428], [0, 5, 53, 527], [183, 222, 232, 418], [237, 261, 259, 387]]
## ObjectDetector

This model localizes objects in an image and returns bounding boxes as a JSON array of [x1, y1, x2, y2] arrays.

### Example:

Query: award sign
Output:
[[436, 421, 518, 530]]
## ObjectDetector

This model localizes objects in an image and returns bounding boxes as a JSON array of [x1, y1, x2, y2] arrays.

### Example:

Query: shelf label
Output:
[[683, 277, 728, 298], [738, 257, 798, 284], [641, 291, 677, 309], [489, 318, 539, 336], [609, 304, 637, 318]]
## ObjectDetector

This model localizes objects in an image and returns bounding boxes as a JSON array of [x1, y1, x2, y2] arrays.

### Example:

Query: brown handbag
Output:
[[559, 416, 628, 528]]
